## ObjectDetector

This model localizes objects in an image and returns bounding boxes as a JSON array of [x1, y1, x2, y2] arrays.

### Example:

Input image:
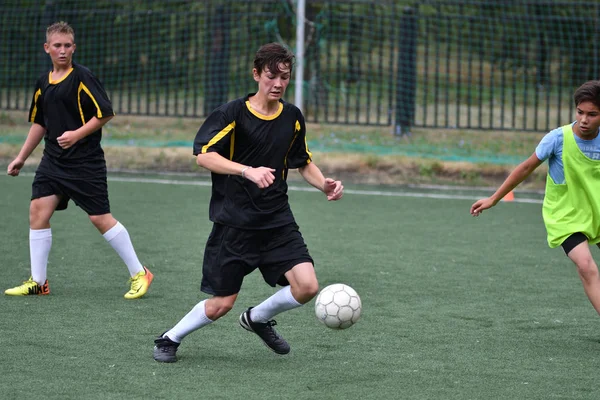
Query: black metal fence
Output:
[[0, 0, 597, 132]]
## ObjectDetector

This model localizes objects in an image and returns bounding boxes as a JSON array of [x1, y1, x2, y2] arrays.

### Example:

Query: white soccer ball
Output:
[[314, 283, 362, 329]]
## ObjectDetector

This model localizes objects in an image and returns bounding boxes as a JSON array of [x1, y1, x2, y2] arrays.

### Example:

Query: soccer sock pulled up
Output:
[[30, 228, 52, 285], [250, 285, 302, 323], [165, 300, 213, 343], [102, 221, 144, 277]]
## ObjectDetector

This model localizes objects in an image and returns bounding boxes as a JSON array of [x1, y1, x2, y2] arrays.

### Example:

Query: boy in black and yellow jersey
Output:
[[5, 21, 153, 299], [154, 42, 344, 362]]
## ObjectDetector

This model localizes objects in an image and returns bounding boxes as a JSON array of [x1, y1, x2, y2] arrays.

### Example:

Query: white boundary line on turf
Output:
[[12, 172, 543, 204], [405, 183, 546, 195], [106, 175, 544, 204]]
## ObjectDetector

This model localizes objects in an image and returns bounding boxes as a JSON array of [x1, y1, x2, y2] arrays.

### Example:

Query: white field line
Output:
[[13, 172, 543, 204], [105, 175, 544, 205], [405, 183, 546, 195]]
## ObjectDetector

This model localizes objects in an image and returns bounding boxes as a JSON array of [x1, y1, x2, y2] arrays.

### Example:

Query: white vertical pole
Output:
[[295, 0, 306, 112]]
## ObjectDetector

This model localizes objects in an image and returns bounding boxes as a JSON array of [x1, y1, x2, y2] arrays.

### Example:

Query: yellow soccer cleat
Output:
[[5, 277, 50, 296], [124, 266, 154, 299]]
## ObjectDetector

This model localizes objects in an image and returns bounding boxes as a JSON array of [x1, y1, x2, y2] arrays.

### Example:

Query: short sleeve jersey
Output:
[[535, 122, 600, 184], [193, 95, 312, 229], [28, 62, 114, 176]]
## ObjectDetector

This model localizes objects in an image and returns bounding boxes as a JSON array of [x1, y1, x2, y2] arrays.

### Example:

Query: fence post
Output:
[[394, 6, 418, 136], [204, 5, 230, 114]]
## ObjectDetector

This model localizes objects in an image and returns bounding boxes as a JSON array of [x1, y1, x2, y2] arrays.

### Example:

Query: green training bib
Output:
[[543, 124, 600, 248]]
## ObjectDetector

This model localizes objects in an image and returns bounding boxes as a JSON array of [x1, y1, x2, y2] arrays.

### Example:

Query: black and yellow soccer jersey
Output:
[[28, 62, 114, 176], [193, 95, 312, 229]]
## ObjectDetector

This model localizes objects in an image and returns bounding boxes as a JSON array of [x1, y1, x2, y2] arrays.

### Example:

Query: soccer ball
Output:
[[314, 283, 362, 329]]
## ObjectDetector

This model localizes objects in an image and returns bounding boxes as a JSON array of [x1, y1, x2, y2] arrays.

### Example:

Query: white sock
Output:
[[102, 221, 144, 277], [250, 286, 302, 323], [30, 228, 52, 285], [164, 300, 213, 343]]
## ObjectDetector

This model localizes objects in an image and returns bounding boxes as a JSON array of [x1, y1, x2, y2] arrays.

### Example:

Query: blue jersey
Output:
[[535, 122, 600, 184]]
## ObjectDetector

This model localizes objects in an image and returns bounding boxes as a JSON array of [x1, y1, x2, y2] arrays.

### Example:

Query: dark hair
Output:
[[574, 80, 600, 109], [253, 43, 294, 75]]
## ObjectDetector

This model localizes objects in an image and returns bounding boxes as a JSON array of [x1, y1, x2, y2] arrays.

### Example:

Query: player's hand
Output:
[[57, 130, 80, 149], [7, 158, 25, 176], [244, 166, 276, 189], [470, 198, 495, 216], [323, 178, 343, 201]]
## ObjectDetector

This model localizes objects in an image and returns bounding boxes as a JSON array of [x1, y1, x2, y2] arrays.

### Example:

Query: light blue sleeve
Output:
[[535, 126, 564, 184], [535, 127, 562, 161]]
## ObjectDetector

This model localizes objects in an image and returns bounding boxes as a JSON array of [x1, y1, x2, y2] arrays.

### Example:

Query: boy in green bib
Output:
[[471, 80, 600, 315]]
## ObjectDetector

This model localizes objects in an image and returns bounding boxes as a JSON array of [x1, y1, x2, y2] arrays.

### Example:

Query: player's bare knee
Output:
[[29, 202, 51, 228], [206, 305, 232, 320], [29, 207, 42, 225], [205, 298, 235, 320], [88, 214, 116, 232], [305, 281, 319, 299], [89, 215, 106, 231], [292, 281, 319, 303], [576, 257, 599, 280]]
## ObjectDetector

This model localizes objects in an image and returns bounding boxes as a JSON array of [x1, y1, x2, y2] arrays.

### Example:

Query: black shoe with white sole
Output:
[[153, 334, 180, 363], [239, 307, 290, 355]]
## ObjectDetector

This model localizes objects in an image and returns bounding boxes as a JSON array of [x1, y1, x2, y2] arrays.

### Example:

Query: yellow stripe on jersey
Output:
[[229, 130, 235, 160], [283, 119, 309, 177], [296, 119, 313, 161], [283, 131, 298, 177], [295, 120, 312, 160], [30, 89, 42, 123], [202, 121, 236, 154], [77, 84, 85, 124], [304, 136, 313, 162], [78, 82, 104, 125]]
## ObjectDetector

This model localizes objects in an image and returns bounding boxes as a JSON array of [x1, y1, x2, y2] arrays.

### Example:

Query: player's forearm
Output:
[[489, 162, 535, 204], [17, 124, 46, 161], [75, 115, 114, 140], [196, 152, 248, 176], [298, 162, 326, 192]]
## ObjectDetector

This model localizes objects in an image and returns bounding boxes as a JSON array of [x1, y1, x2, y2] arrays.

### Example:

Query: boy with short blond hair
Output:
[[6, 21, 153, 299]]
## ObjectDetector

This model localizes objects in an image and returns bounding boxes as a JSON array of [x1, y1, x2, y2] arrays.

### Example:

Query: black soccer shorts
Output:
[[561, 232, 588, 255], [31, 172, 111, 216], [200, 222, 314, 296]]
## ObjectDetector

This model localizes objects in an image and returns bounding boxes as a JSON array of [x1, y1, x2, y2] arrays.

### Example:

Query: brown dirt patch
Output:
[[0, 144, 546, 189], [0, 110, 547, 189]]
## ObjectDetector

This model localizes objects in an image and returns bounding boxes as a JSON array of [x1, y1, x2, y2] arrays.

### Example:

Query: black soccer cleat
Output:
[[239, 307, 290, 355], [153, 334, 180, 363]]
